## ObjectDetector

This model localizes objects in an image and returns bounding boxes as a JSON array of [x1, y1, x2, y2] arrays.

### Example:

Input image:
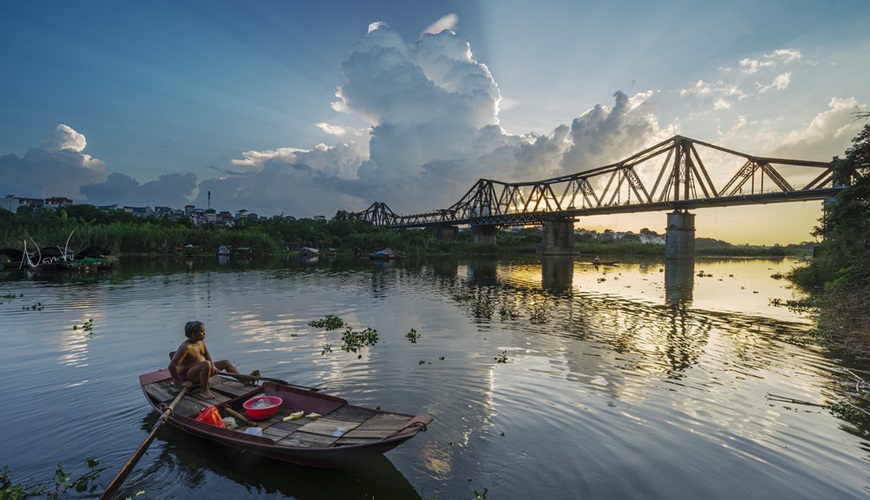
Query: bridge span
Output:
[[353, 135, 847, 257]]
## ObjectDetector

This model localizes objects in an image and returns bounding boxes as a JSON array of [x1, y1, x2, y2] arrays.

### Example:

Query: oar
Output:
[[218, 372, 324, 392], [100, 386, 189, 500]]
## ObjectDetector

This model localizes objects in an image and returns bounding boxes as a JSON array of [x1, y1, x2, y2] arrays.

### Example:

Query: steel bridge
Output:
[[353, 135, 845, 229]]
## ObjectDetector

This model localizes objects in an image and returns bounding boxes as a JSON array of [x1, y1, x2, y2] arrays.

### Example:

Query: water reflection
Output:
[[130, 414, 420, 499], [541, 255, 573, 292], [664, 258, 695, 306], [5, 255, 860, 499]]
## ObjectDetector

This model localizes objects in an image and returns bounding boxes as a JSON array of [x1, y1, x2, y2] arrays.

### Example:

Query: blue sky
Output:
[[2, 0, 869, 244]]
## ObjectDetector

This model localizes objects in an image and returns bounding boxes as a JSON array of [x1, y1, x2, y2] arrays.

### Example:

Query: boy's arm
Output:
[[168, 346, 187, 381]]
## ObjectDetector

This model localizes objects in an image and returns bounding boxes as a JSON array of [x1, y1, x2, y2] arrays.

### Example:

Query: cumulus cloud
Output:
[[757, 72, 792, 93], [41, 124, 87, 152], [0, 124, 107, 199], [207, 22, 675, 215], [558, 91, 675, 173], [773, 96, 864, 159], [81, 172, 197, 208]]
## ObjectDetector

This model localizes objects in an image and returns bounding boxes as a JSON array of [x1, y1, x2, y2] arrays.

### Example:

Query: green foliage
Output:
[[308, 315, 345, 330], [405, 328, 421, 343], [1, 460, 103, 499], [798, 124, 870, 289], [789, 123, 870, 355], [312, 316, 378, 359], [338, 327, 379, 359]]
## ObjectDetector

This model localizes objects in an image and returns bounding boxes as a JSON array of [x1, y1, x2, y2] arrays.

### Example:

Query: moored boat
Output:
[[0, 245, 113, 272], [300, 246, 319, 257], [139, 369, 431, 468], [369, 248, 402, 260]]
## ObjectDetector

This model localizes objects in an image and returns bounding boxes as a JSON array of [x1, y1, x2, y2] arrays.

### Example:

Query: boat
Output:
[[369, 248, 402, 260], [139, 369, 432, 468], [592, 261, 619, 267], [300, 246, 319, 257], [217, 245, 232, 256], [0, 245, 113, 272], [0, 248, 27, 269]]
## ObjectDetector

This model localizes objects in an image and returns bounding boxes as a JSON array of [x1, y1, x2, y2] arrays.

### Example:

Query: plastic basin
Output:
[[243, 395, 283, 420]]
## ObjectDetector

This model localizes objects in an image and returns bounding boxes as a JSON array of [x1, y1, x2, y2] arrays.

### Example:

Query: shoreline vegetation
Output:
[[788, 121, 870, 360], [0, 208, 810, 259]]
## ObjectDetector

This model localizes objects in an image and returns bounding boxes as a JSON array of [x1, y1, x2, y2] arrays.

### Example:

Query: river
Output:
[[1, 254, 868, 499]]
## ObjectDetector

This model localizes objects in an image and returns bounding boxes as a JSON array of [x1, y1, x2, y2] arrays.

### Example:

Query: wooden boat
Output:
[[139, 369, 432, 468]]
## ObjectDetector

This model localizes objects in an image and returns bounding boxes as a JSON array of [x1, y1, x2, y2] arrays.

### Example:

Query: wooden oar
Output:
[[100, 386, 189, 500], [218, 372, 324, 392], [224, 406, 257, 427]]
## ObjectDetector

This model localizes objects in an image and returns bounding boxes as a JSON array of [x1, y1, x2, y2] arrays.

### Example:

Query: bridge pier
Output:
[[472, 225, 498, 245], [437, 225, 458, 241], [665, 211, 695, 259], [538, 217, 576, 255]]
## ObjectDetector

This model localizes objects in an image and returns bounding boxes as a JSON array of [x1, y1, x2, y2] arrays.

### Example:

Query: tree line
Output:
[[790, 119, 870, 356]]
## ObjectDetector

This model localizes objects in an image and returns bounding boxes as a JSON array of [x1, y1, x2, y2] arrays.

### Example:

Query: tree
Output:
[[791, 122, 870, 354], [65, 204, 105, 223], [810, 124, 870, 284]]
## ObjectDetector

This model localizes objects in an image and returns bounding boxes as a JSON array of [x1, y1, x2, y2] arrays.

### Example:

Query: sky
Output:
[[1, 0, 869, 245]]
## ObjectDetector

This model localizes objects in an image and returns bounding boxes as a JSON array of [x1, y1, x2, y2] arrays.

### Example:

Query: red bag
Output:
[[194, 406, 227, 428]]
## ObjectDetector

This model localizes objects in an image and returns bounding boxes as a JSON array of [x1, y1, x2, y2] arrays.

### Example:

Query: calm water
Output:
[[1, 254, 869, 499]]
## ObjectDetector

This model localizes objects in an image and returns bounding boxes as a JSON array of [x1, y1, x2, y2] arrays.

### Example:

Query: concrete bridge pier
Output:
[[665, 211, 695, 259], [472, 225, 498, 244], [539, 217, 576, 255]]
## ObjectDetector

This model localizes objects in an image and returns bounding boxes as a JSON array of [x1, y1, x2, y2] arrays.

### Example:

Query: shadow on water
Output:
[[130, 412, 421, 499]]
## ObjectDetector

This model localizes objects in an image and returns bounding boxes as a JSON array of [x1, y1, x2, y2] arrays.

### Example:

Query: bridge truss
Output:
[[354, 135, 845, 228]]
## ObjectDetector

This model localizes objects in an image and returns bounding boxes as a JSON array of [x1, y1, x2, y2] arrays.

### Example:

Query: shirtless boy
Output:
[[168, 321, 240, 399]]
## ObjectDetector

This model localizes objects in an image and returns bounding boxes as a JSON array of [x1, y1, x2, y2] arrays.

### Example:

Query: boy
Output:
[[168, 321, 240, 399]]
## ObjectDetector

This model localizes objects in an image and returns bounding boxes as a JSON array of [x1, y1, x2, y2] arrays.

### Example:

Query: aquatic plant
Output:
[[308, 315, 345, 330], [313, 316, 378, 359], [405, 328, 421, 343], [72, 319, 93, 332], [0, 459, 104, 499]]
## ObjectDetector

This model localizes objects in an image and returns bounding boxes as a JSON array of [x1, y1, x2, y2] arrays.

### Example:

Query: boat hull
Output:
[[139, 369, 431, 468]]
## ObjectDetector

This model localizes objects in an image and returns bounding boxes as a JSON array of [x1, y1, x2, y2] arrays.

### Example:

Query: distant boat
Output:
[[369, 248, 402, 260], [300, 246, 319, 257], [218, 245, 232, 256], [592, 260, 618, 266]]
